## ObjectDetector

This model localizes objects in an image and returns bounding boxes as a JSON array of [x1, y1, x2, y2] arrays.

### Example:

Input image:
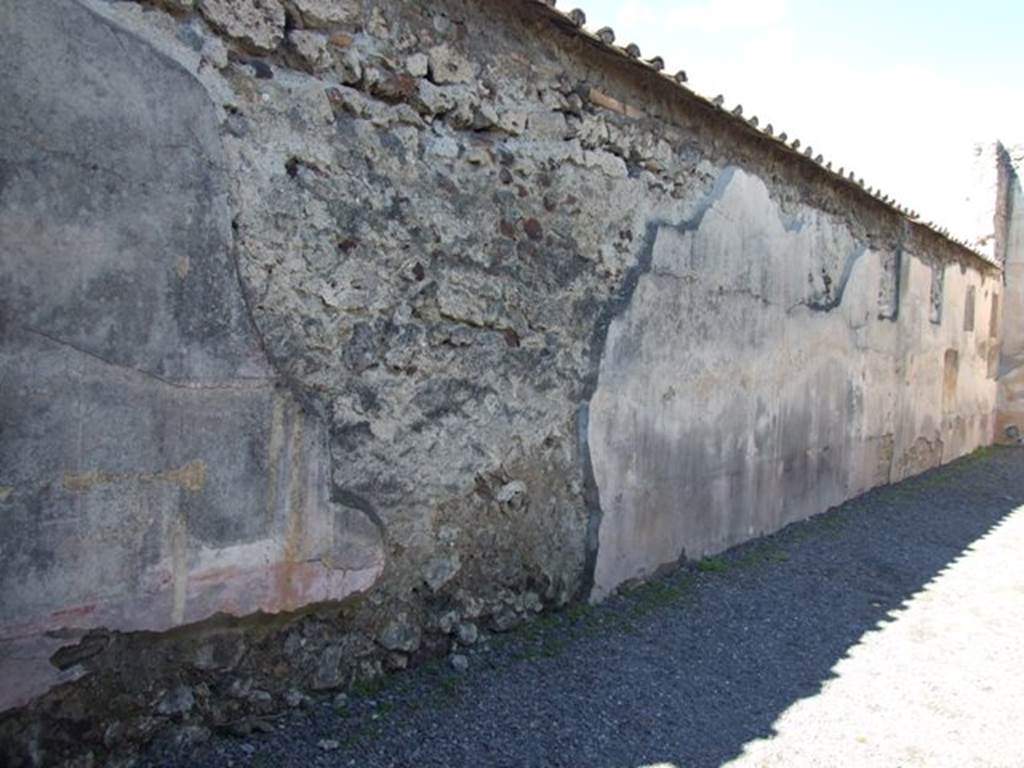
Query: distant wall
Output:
[[0, 0, 1001, 753], [996, 145, 1024, 439]]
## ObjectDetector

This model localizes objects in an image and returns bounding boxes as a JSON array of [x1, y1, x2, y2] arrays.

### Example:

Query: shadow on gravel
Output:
[[150, 446, 1024, 768], [610, 445, 1024, 767]]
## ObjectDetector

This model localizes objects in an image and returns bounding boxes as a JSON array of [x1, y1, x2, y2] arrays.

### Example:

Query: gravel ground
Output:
[[140, 446, 1024, 768]]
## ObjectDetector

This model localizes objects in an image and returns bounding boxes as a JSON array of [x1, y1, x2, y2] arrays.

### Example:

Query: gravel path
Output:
[[142, 447, 1024, 768]]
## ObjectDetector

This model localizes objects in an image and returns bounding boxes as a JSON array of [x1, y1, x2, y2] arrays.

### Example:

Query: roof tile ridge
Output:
[[527, 0, 996, 266]]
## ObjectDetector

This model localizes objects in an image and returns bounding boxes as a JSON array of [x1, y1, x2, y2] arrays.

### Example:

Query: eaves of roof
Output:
[[519, 0, 1000, 272]]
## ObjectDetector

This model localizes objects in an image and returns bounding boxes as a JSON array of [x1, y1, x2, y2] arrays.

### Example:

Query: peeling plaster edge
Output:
[[577, 167, 739, 601]]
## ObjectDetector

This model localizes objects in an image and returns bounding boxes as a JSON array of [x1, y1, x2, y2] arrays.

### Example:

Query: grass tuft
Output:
[[696, 556, 729, 573]]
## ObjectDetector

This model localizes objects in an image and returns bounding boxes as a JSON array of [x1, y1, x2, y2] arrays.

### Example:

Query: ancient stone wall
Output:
[[995, 144, 1024, 439], [0, 0, 1002, 762]]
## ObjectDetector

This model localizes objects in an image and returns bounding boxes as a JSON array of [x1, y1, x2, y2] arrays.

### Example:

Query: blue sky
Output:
[[577, 0, 1024, 240]]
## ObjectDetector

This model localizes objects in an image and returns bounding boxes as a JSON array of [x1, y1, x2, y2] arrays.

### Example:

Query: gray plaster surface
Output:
[[141, 446, 1024, 768], [0, 0, 382, 711]]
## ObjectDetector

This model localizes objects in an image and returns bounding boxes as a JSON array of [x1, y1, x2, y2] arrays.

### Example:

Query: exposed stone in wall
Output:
[[197, 0, 285, 52], [0, 0, 1002, 763]]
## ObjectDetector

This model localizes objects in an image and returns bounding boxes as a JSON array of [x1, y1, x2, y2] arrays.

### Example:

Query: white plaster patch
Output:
[[587, 168, 998, 601]]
